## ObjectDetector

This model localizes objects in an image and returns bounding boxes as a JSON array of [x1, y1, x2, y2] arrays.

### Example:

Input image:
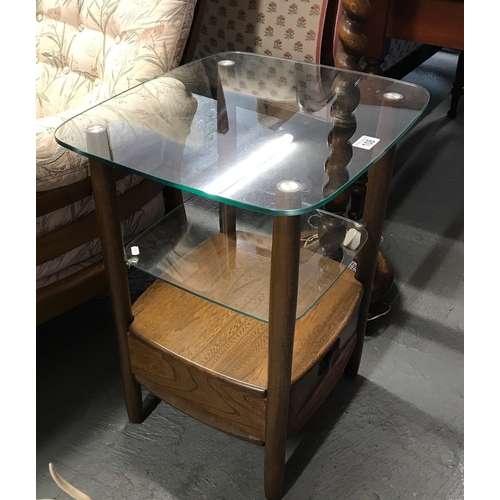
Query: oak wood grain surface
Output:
[[153, 230, 350, 321], [130, 231, 362, 390]]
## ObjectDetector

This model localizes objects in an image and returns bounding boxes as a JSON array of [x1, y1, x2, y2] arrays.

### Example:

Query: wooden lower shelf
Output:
[[129, 260, 362, 442]]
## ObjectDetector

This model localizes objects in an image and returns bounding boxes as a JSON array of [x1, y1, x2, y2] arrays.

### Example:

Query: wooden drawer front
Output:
[[129, 335, 267, 442], [288, 331, 357, 435]]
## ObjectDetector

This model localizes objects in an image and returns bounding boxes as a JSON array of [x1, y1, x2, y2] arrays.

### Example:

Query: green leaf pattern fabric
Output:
[[37, 0, 196, 189], [36, 0, 197, 286]]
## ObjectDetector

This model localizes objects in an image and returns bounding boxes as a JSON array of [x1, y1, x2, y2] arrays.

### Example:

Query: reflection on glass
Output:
[[125, 196, 368, 321], [55, 52, 429, 215]]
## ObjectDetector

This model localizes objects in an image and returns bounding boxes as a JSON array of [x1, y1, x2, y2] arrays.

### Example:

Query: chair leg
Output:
[[447, 50, 464, 119]]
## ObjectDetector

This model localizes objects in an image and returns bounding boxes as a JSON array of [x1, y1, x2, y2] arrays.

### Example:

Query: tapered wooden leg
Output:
[[264, 214, 301, 500], [346, 88, 404, 375], [219, 203, 236, 234], [345, 146, 395, 377], [216, 60, 237, 240], [89, 158, 144, 423]]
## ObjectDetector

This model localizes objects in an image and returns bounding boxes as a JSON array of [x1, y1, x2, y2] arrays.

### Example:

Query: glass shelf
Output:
[[125, 196, 367, 321], [55, 52, 429, 216]]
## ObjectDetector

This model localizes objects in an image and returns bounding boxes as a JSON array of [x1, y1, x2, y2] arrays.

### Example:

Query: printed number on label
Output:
[[353, 135, 380, 150]]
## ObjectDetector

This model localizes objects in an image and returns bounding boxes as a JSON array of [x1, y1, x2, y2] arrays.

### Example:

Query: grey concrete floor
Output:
[[36, 50, 464, 500]]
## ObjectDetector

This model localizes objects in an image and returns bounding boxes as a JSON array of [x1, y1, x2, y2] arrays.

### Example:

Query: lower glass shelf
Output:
[[125, 196, 367, 322]]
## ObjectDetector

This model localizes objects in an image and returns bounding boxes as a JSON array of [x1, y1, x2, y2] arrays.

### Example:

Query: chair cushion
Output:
[[36, 0, 197, 190], [36, 75, 198, 286]]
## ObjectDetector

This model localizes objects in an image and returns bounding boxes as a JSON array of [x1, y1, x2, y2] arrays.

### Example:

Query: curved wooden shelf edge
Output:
[[128, 268, 362, 443]]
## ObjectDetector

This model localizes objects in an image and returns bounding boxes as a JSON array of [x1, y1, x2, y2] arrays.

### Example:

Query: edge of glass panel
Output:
[[124, 197, 368, 322], [54, 52, 430, 216]]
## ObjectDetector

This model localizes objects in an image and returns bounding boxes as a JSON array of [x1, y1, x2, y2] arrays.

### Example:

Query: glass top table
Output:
[[55, 52, 429, 216], [55, 52, 429, 321]]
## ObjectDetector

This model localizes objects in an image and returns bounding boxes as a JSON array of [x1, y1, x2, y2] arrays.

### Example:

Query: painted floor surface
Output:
[[36, 50, 464, 500]]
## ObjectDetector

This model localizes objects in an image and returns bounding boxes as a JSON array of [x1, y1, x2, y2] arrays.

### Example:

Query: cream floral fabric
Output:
[[36, 0, 197, 189], [194, 0, 330, 63], [193, 0, 420, 73], [215, 55, 329, 118], [36, 0, 197, 287], [37, 75, 199, 285]]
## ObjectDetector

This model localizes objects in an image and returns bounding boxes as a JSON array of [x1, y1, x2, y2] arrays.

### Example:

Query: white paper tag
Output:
[[353, 135, 380, 150]]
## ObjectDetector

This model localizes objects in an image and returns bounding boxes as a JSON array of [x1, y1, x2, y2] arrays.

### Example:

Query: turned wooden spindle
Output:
[[323, 0, 369, 241], [332, 0, 395, 321], [334, 0, 372, 71], [333, 0, 372, 222], [322, 72, 360, 260], [363, 56, 386, 75], [323, 73, 360, 212]]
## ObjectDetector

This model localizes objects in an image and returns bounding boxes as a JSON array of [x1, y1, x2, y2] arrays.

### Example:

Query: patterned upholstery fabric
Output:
[[216, 55, 330, 116], [194, 0, 330, 63], [37, 195, 164, 288], [191, 0, 334, 132], [193, 0, 420, 72], [36, 0, 197, 189], [36, 0, 197, 287]]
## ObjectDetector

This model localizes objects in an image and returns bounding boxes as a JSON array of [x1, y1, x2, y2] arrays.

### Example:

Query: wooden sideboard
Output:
[[363, 0, 464, 74]]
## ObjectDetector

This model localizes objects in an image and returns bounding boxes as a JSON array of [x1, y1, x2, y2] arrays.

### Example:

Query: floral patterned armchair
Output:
[[36, 0, 198, 324]]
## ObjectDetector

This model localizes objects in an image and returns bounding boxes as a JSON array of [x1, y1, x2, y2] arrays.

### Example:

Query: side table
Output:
[[55, 52, 429, 500]]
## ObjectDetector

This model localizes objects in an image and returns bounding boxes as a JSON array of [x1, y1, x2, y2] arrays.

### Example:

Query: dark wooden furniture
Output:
[[447, 49, 464, 118], [333, 0, 464, 321], [55, 53, 429, 500], [36, 174, 164, 325], [363, 0, 464, 75]]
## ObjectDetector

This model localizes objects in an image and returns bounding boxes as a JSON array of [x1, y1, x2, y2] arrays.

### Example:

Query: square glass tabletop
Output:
[[54, 51, 429, 216]]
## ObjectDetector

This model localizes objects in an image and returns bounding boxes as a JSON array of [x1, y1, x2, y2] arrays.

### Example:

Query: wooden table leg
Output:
[[345, 146, 395, 376], [264, 213, 301, 500], [346, 91, 402, 375], [89, 158, 144, 423]]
